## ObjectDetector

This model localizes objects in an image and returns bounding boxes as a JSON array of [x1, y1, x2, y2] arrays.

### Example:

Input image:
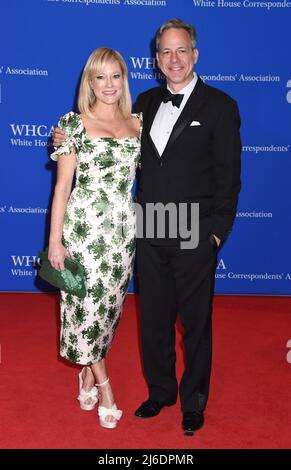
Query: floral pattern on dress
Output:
[[50, 112, 141, 364]]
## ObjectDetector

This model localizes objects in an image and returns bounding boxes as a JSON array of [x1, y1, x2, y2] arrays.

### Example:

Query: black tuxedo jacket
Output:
[[133, 76, 242, 244]]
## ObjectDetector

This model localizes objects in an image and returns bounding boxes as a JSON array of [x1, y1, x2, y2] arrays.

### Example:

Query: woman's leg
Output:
[[81, 366, 95, 391], [78, 366, 97, 409], [91, 359, 117, 424]]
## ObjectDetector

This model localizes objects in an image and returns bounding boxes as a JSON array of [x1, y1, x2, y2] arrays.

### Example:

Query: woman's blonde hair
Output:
[[78, 47, 132, 119]]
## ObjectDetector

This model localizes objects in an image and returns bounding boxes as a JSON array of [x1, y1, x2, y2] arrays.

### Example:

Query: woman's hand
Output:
[[48, 242, 68, 271], [52, 127, 66, 147]]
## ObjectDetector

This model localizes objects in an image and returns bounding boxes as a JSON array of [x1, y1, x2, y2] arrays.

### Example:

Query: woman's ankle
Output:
[[98, 382, 115, 409], [82, 367, 95, 391]]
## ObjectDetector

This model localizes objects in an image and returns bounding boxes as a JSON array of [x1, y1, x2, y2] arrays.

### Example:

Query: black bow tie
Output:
[[161, 88, 184, 108]]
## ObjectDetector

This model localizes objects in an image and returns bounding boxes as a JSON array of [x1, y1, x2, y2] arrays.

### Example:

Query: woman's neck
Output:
[[89, 103, 122, 121]]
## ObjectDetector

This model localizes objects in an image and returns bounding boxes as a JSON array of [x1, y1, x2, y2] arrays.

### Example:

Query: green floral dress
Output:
[[50, 112, 141, 365]]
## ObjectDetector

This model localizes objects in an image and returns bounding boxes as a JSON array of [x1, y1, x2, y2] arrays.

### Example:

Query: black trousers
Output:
[[136, 238, 217, 413]]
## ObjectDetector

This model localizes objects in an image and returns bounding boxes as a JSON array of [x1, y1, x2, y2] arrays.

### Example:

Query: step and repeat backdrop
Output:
[[0, 0, 290, 295]]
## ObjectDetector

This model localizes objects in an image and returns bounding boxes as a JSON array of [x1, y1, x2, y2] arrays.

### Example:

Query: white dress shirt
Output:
[[150, 73, 198, 156]]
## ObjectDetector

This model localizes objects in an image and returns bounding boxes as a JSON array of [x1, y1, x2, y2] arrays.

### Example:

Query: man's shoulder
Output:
[[133, 86, 161, 113], [202, 80, 237, 107], [137, 86, 161, 101]]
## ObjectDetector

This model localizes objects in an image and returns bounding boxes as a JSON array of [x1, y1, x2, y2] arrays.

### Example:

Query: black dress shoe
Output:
[[182, 411, 204, 436], [134, 399, 167, 418]]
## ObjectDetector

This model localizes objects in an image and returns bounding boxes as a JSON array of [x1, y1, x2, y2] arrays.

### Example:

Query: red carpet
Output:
[[0, 293, 290, 449]]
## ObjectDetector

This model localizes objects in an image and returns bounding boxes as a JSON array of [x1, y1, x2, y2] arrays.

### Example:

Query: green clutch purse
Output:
[[38, 249, 86, 299]]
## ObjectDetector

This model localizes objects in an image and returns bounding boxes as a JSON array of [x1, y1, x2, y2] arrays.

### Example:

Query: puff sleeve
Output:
[[50, 112, 80, 161]]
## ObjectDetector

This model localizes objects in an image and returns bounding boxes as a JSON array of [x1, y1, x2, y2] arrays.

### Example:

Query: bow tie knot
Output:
[[161, 89, 184, 108]]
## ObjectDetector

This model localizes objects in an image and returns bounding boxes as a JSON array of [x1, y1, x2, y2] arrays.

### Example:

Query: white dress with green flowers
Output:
[[50, 112, 141, 365]]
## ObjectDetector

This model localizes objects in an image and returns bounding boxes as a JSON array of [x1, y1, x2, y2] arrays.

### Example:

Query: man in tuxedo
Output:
[[133, 19, 241, 435]]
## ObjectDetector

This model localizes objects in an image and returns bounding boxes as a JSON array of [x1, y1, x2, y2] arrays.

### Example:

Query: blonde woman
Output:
[[49, 48, 141, 429]]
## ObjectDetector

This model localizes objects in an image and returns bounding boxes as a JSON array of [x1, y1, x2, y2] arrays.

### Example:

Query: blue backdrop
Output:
[[1, 0, 291, 295]]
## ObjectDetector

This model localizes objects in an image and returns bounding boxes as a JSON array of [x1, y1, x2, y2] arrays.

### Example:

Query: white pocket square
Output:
[[190, 121, 201, 126]]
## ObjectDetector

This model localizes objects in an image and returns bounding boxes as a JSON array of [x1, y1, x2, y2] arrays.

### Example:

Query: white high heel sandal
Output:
[[97, 378, 122, 429], [77, 366, 98, 411]]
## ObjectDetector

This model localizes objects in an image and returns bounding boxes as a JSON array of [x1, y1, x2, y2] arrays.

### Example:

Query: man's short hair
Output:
[[155, 18, 197, 51]]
